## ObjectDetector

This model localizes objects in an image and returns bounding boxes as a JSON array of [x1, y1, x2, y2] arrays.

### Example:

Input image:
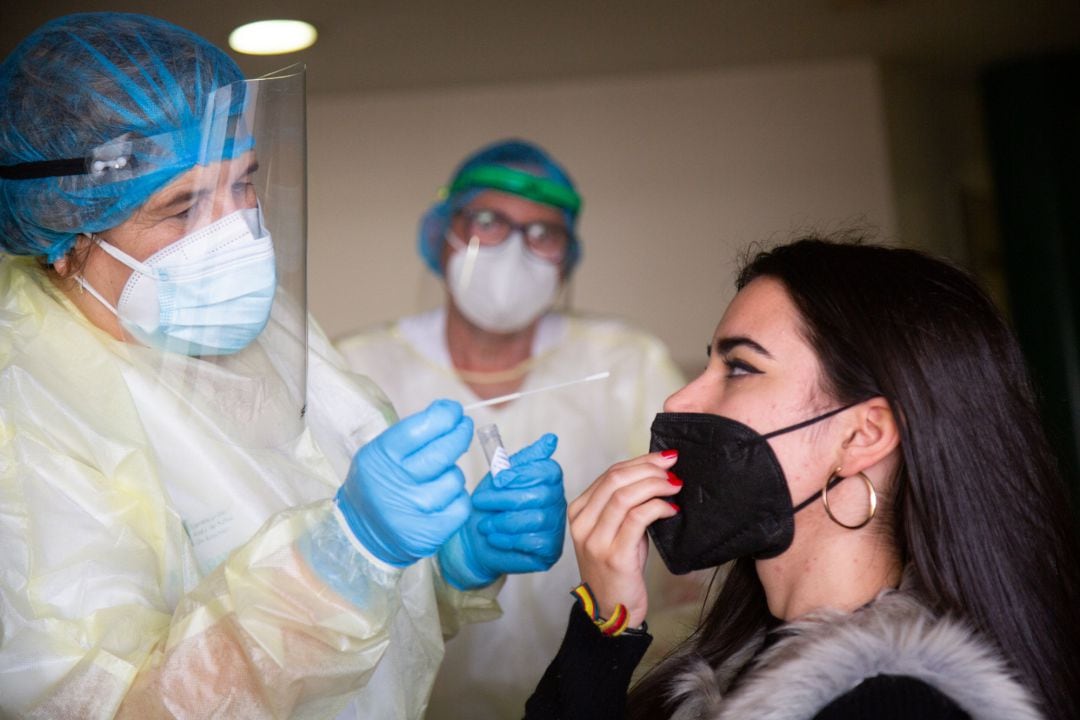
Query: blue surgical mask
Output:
[[78, 207, 276, 356]]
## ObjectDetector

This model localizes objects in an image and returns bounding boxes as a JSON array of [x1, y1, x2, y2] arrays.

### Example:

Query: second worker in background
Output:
[[336, 139, 699, 718]]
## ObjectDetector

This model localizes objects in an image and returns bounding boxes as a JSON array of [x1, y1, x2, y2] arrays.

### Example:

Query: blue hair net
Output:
[[0, 13, 246, 261], [418, 139, 583, 276]]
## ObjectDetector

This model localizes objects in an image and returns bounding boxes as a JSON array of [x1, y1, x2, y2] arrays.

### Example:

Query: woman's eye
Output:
[[724, 358, 761, 377]]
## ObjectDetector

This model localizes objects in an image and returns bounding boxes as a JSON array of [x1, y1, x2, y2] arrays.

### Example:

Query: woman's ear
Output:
[[52, 255, 70, 277], [52, 235, 92, 278], [837, 397, 900, 476]]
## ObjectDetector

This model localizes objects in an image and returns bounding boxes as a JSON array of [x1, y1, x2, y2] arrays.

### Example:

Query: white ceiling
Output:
[[3, 1, 1080, 95]]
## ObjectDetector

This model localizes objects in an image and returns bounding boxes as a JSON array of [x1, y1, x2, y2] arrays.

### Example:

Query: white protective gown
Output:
[[336, 307, 702, 720], [0, 257, 499, 720]]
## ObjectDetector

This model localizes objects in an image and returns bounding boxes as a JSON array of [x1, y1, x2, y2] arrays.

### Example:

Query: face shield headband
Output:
[[447, 164, 582, 214]]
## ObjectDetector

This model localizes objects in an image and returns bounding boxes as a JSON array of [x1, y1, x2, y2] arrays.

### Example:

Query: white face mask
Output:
[[78, 207, 277, 356], [446, 231, 560, 334]]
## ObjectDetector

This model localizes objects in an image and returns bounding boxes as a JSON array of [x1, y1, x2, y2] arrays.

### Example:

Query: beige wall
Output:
[[308, 58, 896, 374]]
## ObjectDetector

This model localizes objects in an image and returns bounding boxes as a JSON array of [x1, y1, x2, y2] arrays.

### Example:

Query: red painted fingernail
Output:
[[667, 471, 683, 487], [667, 501, 681, 512], [661, 449, 678, 459]]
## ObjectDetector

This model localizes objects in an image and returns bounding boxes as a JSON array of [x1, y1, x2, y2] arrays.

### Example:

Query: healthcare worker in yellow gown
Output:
[[0, 15, 565, 719], [336, 140, 697, 719]]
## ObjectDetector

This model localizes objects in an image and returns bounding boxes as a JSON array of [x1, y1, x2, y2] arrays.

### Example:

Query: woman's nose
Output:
[[663, 375, 706, 413]]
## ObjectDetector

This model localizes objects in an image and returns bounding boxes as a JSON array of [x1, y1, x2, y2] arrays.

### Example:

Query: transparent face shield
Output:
[[81, 66, 309, 447]]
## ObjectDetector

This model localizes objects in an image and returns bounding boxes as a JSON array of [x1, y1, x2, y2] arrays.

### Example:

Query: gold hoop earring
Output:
[[821, 467, 877, 530]]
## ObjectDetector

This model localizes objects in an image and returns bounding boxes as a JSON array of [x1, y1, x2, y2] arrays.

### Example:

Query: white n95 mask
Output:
[[446, 232, 560, 334], [78, 207, 277, 356]]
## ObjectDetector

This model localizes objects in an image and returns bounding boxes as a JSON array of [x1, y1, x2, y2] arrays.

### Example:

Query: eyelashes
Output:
[[709, 343, 764, 377], [723, 357, 762, 377]]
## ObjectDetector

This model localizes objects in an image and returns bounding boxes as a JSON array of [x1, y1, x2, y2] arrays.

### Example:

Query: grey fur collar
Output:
[[666, 590, 1043, 720]]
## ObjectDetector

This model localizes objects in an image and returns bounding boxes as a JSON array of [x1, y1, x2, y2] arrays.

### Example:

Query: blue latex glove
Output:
[[438, 433, 566, 590], [336, 399, 474, 567]]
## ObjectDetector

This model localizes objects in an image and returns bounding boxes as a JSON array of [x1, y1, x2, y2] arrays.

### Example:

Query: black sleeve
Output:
[[523, 601, 653, 720], [812, 675, 972, 720]]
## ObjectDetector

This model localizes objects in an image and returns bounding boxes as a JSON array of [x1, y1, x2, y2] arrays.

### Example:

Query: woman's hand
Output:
[[568, 450, 682, 627]]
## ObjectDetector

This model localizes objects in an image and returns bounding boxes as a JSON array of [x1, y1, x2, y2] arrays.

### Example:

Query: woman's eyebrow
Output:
[[715, 336, 773, 359]]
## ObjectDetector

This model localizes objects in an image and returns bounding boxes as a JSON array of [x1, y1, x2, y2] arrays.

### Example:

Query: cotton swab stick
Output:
[[463, 371, 611, 410]]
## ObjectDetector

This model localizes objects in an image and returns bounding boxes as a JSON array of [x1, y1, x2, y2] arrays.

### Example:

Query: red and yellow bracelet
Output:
[[571, 582, 631, 637]]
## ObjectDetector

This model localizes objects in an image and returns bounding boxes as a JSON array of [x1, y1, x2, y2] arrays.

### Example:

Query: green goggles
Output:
[[447, 164, 582, 214]]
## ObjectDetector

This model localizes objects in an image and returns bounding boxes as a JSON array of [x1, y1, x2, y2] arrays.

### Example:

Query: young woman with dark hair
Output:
[[525, 237, 1080, 720]]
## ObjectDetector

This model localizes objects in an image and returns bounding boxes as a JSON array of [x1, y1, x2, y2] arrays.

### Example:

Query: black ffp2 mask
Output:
[[647, 406, 851, 575]]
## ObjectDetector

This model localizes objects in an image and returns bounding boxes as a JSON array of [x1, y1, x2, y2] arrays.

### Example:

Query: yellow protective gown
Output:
[[0, 257, 499, 719], [337, 308, 702, 720]]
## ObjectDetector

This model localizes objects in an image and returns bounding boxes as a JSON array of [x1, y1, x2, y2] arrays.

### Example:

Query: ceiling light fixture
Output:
[[229, 20, 317, 55]]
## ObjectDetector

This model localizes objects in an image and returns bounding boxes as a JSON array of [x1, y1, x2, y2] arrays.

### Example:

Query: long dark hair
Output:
[[629, 237, 1080, 719]]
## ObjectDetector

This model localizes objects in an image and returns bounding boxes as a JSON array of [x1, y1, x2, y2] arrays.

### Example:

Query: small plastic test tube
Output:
[[477, 423, 512, 487]]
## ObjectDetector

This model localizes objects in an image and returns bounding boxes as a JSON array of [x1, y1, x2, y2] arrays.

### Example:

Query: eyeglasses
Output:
[[453, 207, 571, 264]]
